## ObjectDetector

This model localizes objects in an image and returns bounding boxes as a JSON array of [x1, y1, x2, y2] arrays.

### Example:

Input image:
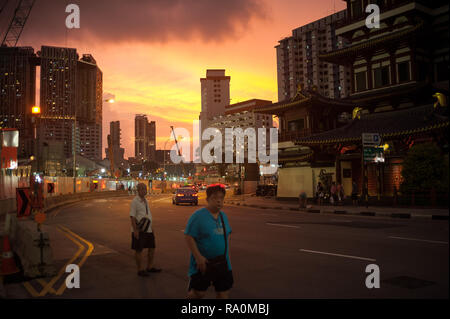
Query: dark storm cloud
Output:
[[18, 0, 269, 44]]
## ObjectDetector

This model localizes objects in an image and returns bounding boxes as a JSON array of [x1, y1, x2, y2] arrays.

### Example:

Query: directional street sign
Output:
[[362, 133, 381, 147], [363, 146, 385, 162], [16, 187, 32, 218]]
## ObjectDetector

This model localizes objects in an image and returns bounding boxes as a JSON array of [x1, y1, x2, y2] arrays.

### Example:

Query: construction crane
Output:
[[1, 0, 36, 47]]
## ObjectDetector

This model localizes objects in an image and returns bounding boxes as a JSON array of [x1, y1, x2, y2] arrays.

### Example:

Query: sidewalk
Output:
[[224, 194, 449, 220]]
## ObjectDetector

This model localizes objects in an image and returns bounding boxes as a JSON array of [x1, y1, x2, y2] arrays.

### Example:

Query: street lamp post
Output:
[[73, 106, 77, 194], [162, 138, 171, 192], [163, 138, 171, 178], [31, 106, 41, 173]]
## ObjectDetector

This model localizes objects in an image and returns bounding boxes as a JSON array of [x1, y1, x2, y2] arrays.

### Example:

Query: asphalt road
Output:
[[6, 192, 449, 299]]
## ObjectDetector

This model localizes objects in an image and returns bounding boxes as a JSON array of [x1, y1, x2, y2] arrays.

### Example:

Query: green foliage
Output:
[[400, 143, 449, 194]]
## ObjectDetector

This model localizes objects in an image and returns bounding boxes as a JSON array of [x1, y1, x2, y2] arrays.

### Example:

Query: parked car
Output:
[[173, 188, 198, 205]]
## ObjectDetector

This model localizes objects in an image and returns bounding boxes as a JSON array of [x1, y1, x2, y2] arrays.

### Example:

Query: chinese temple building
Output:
[[257, 0, 448, 199], [255, 86, 356, 198]]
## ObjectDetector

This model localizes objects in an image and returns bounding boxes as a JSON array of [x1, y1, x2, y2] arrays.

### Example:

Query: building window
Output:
[[355, 71, 367, 92], [373, 66, 390, 88], [397, 61, 410, 83]]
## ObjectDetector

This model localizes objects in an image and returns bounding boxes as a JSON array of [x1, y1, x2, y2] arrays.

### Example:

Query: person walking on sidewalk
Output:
[[337, 183, 345, 205], [352, 180, 358, 206], [184, 184, 233, 299], [130, 183, 162, 277], [316, 182, 324, 206], [330, 182, 337, 205]]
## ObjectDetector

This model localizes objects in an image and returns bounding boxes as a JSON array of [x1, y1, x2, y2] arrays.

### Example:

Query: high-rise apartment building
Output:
[[198, 69, 230, 161], [38, 46, 79, 159], [135, 115, 156, 162], [39, 46, 102, 161], [199, 69, 231, 122], [77, 54, 103, 161], [0, 46, 38, 158], [105, 121, 124, 169], [276, 10, 351, 101]]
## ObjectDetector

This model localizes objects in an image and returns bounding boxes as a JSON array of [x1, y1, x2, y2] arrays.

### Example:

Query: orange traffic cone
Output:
[[0, 235, 19, 276]]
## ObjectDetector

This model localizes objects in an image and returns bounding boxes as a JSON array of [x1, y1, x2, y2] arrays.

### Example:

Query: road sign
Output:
[[34, 211, 46, 224], [362, 133, 381, 147], [363, 146, 384, 162], [47, 183, 55, 194], [16, 187, 32, 218]]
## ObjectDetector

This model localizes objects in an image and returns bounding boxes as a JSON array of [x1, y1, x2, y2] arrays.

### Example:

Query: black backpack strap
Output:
[[219, 212, 227, 256]]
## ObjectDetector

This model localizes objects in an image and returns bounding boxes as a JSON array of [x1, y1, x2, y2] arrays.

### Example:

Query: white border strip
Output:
[[300, 249, 376, 262], [389, 236, 448, 245], [266, 223, 300, 229]]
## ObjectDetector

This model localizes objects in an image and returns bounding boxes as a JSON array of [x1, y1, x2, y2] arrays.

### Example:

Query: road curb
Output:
[[223, 201, 448, 221], [360, 212, 376, 216], [43, 192, 131, 214], [432, 215, 449, 220]]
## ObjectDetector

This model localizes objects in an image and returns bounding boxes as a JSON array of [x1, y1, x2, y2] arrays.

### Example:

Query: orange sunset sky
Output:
[[2, 0, 346, 159]]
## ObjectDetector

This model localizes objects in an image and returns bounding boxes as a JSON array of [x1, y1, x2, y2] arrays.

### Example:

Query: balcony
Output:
[[279, 129, 312, 142]]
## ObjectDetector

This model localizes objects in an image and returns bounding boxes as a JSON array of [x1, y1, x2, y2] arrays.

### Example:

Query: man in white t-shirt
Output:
[[130, 183, 162, 277]]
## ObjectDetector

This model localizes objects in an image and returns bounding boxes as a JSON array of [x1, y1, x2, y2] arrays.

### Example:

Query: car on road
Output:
[[173, 188, 198, 205]]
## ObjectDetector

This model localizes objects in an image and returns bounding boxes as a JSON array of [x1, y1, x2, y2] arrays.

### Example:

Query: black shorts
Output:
[[188, 270, 233, 293], [131, 232, 155, 251]]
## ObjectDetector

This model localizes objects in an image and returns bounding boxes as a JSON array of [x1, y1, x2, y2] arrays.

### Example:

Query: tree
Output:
[[400, 143, 449, 195]]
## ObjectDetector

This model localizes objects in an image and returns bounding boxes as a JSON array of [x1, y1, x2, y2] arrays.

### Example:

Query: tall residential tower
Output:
[[276, 11, 351, 101], [135, 114, 156, 162]]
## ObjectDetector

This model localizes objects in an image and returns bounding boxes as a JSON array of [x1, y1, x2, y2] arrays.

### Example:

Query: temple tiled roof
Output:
[[294, 104, 449, 145], [254, 89, 355, 115]]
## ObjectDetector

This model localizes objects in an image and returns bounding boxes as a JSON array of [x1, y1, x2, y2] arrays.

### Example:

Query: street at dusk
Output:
[[3, 192, 448, 299], [0, 0, 449, 312]]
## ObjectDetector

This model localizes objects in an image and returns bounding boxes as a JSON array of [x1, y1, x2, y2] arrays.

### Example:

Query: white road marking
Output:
[[388, 236, 448, 245], [93, 199, 108, 203], [266, 223, 300, 229], [299, 249, 376, 262], [150, 197, 171, 203]]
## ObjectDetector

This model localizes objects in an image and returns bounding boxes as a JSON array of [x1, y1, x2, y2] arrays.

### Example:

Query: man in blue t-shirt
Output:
[[184, 184, 233, 299]]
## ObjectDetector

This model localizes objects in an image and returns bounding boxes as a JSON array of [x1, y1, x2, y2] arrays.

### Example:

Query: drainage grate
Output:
[[382, 276, 435, 289]]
